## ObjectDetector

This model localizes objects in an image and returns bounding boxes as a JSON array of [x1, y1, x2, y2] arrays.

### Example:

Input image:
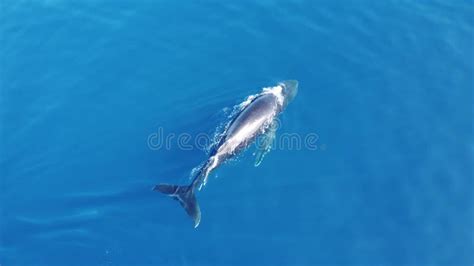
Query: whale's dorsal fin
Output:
[[254, 120, 278, 167]]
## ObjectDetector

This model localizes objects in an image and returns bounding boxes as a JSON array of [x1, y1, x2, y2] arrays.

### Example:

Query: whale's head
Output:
[[279, 80, 298, 108]]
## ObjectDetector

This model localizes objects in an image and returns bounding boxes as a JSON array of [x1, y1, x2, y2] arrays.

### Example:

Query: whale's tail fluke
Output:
[[153, 184, 201, 228]]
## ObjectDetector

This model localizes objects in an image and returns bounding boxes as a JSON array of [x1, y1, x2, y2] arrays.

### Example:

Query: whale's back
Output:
[[218, 93, 279, 154]]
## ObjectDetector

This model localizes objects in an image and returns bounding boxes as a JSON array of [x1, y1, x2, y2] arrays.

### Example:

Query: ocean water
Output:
[[1, 1, 473, 265]]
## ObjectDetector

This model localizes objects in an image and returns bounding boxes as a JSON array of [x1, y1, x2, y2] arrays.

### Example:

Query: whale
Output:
[[153, 80, 298, 227]]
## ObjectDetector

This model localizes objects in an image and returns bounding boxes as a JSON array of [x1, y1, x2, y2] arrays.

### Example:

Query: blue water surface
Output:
[[1, 1, 473, 265]]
